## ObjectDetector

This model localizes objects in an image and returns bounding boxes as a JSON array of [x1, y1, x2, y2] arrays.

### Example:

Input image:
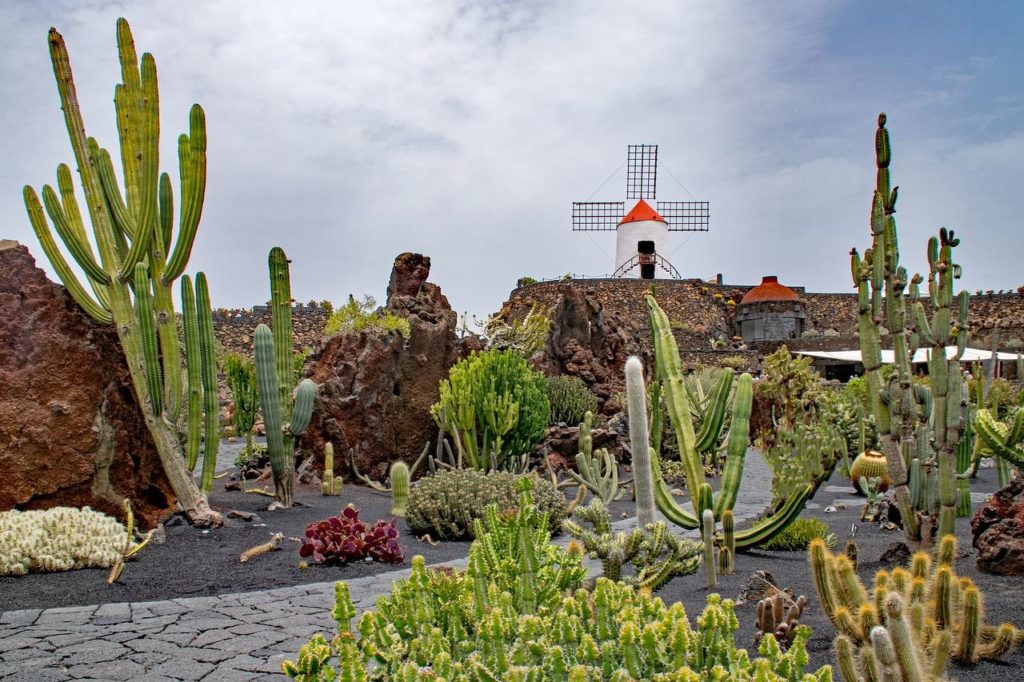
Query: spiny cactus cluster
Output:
[[565, 411, 625, 505], [810, 536, 1021, 669], [563, 498, 701, 590], [0, 507, 135, 576], [546, 374, 599, 427], [253, 247, 317, 508], [755, 593, 807, 649], [283, 484, 833, 682], [320, 443, 343, 496]]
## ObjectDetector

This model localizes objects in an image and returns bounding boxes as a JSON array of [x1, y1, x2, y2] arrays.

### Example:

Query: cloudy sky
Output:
[[2, 1, 1022, 317]]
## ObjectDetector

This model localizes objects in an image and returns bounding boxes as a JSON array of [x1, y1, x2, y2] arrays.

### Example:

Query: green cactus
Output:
[[852, 114, 971, 542], [721, 509, 735, 575], [321, 443, 343, 496], [809, 536, 1020, 667], [252, 248, 316, 508], [975, 408, 1024, 468], [390, 461, 410, 517], [23, 19, 219, 526], [224, 352, 259, 460], [195, 273, 219, 493], [625, 357, 656, 526], [702, 509, 716, 590], [566, 411, 625, 505]]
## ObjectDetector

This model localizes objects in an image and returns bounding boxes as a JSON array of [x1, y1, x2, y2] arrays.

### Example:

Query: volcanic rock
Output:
[[972, 476, 1024, 575], [0, 241, 174, 527], [300, 253, 475, 480]]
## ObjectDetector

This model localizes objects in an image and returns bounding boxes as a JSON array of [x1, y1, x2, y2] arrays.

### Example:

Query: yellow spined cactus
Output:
[[0, 507, 130, 576]]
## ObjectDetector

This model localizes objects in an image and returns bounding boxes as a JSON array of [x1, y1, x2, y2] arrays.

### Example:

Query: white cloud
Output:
[[1, 0, 1021, 317]]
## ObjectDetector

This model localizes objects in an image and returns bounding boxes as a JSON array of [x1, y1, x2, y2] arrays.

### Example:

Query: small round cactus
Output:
[[850, 450, 890, 493]]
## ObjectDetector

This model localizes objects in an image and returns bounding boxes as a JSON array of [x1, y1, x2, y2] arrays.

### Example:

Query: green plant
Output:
[[625, 356, 657, 526], [758, 518, 836, 552], [321, 443, 343, 496], [390, 461, 409, 517], [763, 422, 845, 512], [253, 247, 317, 507], [851, 114, 970, 541], [755, 594, 807, 649], [546, 375, 598, 426], [283, 490, 832, 681], [516, 275, 538, 287], [809, 535, 1020, 665], [702, 509, 716, 590], [323, 294, 411, 339], [563, 498, 701, 590], [565, 411, 625, 505], [975, 407, 1024, 468], [405, 468, 565, 540], [224, 352, 259, 463], [24, 19, 220, 526], [480, 304, 551, 357], [430, 349, 549, 472]]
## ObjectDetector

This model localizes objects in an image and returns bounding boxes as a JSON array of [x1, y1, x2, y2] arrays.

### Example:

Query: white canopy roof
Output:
[[795, 347, 1022, 365]]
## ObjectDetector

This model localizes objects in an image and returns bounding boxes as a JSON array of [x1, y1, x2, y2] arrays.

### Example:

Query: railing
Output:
[[610, 253, 682, 280]]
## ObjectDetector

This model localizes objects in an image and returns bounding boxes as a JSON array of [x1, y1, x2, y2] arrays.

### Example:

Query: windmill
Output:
[[572, 145, 709, 279]]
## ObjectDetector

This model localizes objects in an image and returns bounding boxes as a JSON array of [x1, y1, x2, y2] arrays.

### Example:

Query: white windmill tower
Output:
[[572, 145, 709, 279]]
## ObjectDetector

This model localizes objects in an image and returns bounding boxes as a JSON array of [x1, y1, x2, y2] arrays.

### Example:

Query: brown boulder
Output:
[[0, 241, 174, 527], [972, 476, 1024, 575], [300, 254, 473, 479]]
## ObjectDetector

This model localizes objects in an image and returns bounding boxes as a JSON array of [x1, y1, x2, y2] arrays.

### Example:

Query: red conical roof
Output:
[[618, 199, 666, 225], [740, 276, 800, 304]]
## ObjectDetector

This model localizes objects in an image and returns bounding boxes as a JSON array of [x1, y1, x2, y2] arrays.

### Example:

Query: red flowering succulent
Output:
[[299, 506, 404, 565]]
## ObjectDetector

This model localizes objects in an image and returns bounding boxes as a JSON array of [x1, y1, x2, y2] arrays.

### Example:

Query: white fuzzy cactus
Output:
[[0, 507, 128, 576]]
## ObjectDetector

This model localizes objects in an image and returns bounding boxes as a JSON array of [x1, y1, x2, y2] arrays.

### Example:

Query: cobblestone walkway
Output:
[[0, 452, 773, 681]]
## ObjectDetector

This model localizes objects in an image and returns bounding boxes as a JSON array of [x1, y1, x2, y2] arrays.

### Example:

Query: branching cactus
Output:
[[566, 411, 625, 504], [851, 113, 971, 542], [23, 19, 219, 525], [253, 247, 316, 507], [644, 295, 812, 548]]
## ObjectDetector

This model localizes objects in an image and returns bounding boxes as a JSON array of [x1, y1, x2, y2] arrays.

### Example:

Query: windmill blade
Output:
[[627, 144, 658, 199], [658, 201, 710, 232], [572, 202, 624, 231]]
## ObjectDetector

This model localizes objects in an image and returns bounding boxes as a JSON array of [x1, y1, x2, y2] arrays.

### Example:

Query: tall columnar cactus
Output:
[[23, 19, 219, 526], [321, 443, 343, 496], [390, 461, 410, 517], [253, 247, 316, 507], [702, 509, 716, 590], [624, 357, 657, 527], [851, 114, 971, 542], [195, 273, 220, 493], [644, 295, 810, 548]]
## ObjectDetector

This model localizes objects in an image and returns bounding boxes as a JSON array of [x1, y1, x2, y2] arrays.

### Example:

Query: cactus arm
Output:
[[180, 276, 203, 470], [713, 373, 752, 518], [289, 379, 316, 435], [733, 483, 813, 549], [162, 105, 206, 282], [95, 145, 137, 242], [133, 263, 163, 415], [40, 183, 110, 285], [24, 186, 113, 323], [268, 247, 294, 418], [196, 273, 219, 492], [649, 448, 699, 528]]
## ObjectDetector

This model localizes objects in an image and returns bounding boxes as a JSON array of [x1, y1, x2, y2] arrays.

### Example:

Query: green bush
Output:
[[283, 486, 832, 681], [431, 349, 549, 471], [758, 518, 836, 551], [323, 294, 410, 339], [405, 469, 565, 540], [546, 375, 599, 426]]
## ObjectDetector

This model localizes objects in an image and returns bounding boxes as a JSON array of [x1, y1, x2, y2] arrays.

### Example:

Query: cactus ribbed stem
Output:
[[181, 276, 202, 471], [195, 273, 219, 493], [702, 509, 716, 590], [625, 357, 656, 527], [390, 461, 409, 517]]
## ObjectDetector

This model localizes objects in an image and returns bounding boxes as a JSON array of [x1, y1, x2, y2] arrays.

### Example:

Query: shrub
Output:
[[546, 375, 598, 425], [323, 294, 410, 339], [283, 487, 832, 681], [758, 518, 836, 551], [480, 304, 551, 357], [1, 507, 129, 576], [516, 276, 538, 287], [431, 349, 549, 471], [299, 506, 404, 565], [406, 469, 565, 540]]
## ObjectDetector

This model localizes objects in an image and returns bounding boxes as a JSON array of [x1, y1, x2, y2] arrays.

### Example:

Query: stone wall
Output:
[[212, 304, 329, 358]]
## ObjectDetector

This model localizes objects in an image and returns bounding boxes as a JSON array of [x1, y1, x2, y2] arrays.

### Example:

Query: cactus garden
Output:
[[2, 9, 1024, 682]]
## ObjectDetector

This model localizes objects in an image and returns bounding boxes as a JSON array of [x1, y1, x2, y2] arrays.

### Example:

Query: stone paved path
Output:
[[0, 452, 772, 681]]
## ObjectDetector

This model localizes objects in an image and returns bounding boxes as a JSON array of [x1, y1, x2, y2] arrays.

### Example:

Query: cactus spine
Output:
[[390, 461, 410, 517], [253, 247, 316, 507], [625, 357, 656, 527], [701, 509, 716, 589], [321, 443, 343, 496], [23, 20, 219, 525]]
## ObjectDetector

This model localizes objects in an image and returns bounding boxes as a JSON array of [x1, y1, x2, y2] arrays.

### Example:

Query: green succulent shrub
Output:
[[431, 349, 550, 471], [480, 304, 551, 357], [546, 375, 599, 426], [405, 469, 565, 540], [757, 518, 836, 552], [324, 294, 411, 339], [283, 485, 833, 681]]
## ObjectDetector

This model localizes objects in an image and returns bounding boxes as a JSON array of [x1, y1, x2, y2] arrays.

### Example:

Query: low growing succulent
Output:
[[299, 506, 403, 565], [758, 518, 837, 552], [405, 469, 565, 540]]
